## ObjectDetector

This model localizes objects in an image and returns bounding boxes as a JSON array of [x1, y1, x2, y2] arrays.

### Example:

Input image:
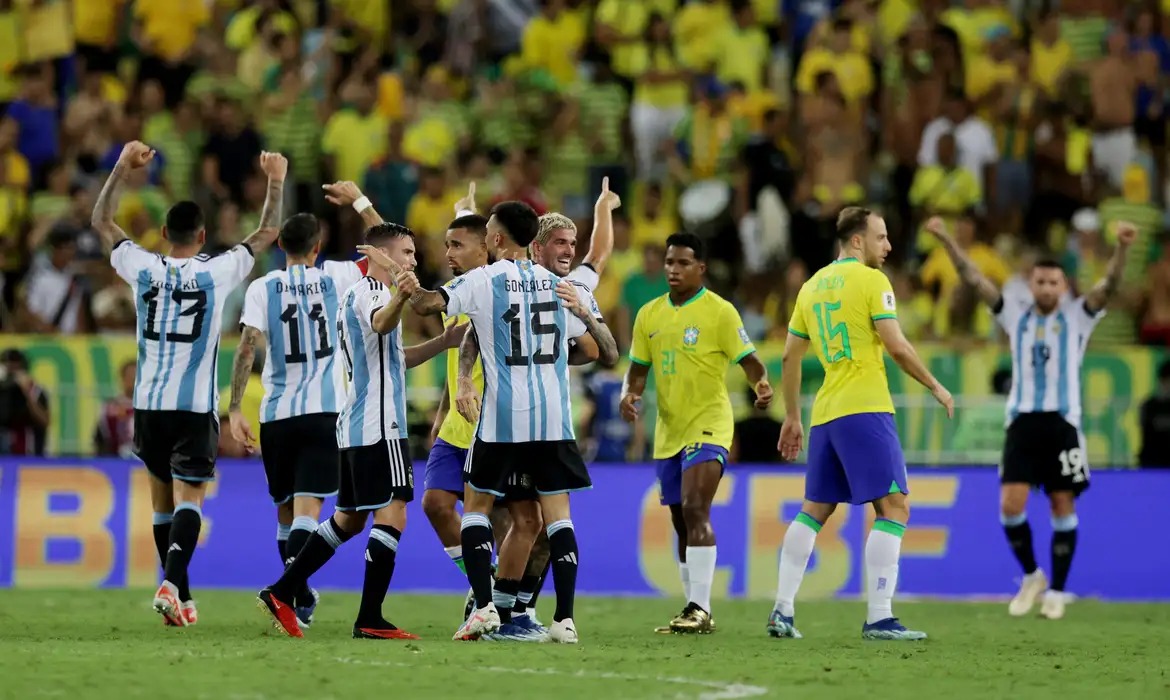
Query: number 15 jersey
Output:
[[112, 239, 255, 414], [788, 257, 897, 426], [438, 259, 598, 444]]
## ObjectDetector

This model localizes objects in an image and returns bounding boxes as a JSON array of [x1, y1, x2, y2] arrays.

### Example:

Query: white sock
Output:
[[678, 562, 691, 601], [685, 546, 716, 613], [774, 515, 820, 617], [443, 545, 465, 573], [866, 519, 906, 624]]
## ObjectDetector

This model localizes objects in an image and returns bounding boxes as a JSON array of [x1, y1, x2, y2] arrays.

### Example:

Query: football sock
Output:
[[287, 516, 316, 562], [865, 518, 905, 624], [1050, 514, 1078, 592], [514, 572, 540, 616], [678, 562, 691, 601], [774, 512, 820, 617], [460, 512, 495, 609], [547, 519, 579, 622], [276, 522, 290, 564], [163, 503, 201, 594], [357, 525, 401, 624], [493, 578, 520, 624], [526, 559, 552, 613], [444, 545, 467, 574], [153, 512, 190, 602], [1000, 512, 1038, 575], [686, 545, 716, 614], [273, 516, 353, 600]]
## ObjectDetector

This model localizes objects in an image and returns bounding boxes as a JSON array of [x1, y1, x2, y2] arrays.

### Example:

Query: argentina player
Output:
[[91, 142, 284, 627], [927, 215, 1137, 620]]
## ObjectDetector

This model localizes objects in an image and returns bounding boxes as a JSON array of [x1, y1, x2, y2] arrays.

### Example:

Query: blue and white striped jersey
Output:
[[112, 239, 254, 414], [995, 286, 1103, 430], [239, 261, 363, 423], [335, 277, 408, 449], [439, 258, 599, 443]]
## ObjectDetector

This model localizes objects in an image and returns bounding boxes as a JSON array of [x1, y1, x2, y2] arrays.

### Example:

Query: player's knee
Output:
[[372, 501, 407, 531], [333, 510, 367, 535], [1048, 492, 1076, 517], [421, 490, 455, 523], [679, 499, 710, 528], [276, 501, 294, 522], [1000, 489, 1028, 517], [508, 506, 542, 539]]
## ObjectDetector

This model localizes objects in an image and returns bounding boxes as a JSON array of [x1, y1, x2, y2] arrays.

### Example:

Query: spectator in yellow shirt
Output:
[[966, 25, 1017, 116], [716, 1, 770, 93], [74, 0, 126, 74], [629, 13, 691, 182], [795, 18, 874, 105], [520, 0, 586, 89], [405, 167, 459, 274], [673, 0, 732, 71], [133, 0, 209, 107], [1030, 8, 1072, 97], [909, 131, 983, 255], [321, 83, 388, 184]]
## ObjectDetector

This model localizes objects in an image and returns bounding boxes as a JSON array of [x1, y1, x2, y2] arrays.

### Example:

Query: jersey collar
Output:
[[832, 257, 859, 265], [669, 286, 707, 308]]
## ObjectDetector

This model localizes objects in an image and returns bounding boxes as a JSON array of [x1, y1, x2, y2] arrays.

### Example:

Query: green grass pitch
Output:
[[1, 590, 1168, 699]]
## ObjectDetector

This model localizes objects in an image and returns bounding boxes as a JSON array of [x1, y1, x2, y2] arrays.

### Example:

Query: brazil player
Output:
[[92, 142, 284, 627], [926, 215, 1135, 620], [770, 207, 953, 640], [620, 232, 772, 634]]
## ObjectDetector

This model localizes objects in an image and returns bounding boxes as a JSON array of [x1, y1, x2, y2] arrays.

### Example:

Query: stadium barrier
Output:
[[3, 458, 1167, 600]]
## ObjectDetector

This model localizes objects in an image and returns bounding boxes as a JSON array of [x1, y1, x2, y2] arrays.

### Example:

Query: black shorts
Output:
[[259, 414, 340, 505], [337, 438, 414, 511], [1001, 413, 1090, 496], [133, 410, 219, 484], [465, 439, 592, 500]]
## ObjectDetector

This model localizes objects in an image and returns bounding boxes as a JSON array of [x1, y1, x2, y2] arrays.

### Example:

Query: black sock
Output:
[[287, 519, 315, 562], [514, 572, 541, 616], [1051, 526, 1078, 592], [277, 532, 288, 564], [1003, 518, 1038, 575], [460, 513, 494, 609], [494, 578, 520, 623], [163, 505, 202, 590], [273, 516, 353, 600], [153, 513, 190, 601], [357, 524, 401, 625], [527, 559, 552, 612], [547, 520, 578, 623]]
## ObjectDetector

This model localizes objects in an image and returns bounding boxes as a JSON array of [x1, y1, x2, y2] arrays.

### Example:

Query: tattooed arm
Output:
[[555, 282, 619, 367], [925, 215, 1003, 308], [240, 152, 288, 254], [227, 326, 263, 453], [93, 142, 155, 254], [1084, 221, 1137, 314], [454, 327, 482, 423]]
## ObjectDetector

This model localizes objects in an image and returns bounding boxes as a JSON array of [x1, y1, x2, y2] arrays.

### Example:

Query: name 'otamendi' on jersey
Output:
[[240, 260, 363, 423], [112, 239, 255, 414]]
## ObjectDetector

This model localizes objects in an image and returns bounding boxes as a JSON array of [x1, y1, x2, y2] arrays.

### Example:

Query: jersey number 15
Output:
[[502, 301, 561, 366], [813, 301, 853, 363]]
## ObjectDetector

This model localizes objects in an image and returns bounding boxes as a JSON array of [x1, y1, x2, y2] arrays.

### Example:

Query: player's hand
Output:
[[931, 384, 955, 419], [1115, 221, 1137, 248], [753, 379, 773, 409], [778, 417, 803, 461], [395, 270, 420, 296], [455, 377, 481, 424], [323, 181, 363, 207], [619, 392, 641, 423], [229, 410, 257, 455], [924, 216, 948, 239], [118, 141, 155, 169], [356, 244, 400, 275], [443, 322, 469, 349], [259, 151, 288, 181], [555, 280, 586, 317], [595, 176, 621, 211], [453, 181, 477, 214]]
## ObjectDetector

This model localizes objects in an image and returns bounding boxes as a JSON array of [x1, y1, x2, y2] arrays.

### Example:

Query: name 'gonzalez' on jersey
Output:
[[335, 277, 408, 450], [112, 238, 254, 413], [240, 261, 363, 422], [437, 258, 600, 444]]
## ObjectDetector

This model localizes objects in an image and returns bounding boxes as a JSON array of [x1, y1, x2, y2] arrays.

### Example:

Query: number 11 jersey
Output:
[[112, 239, 256, 414], [240, 261, 363, 423]]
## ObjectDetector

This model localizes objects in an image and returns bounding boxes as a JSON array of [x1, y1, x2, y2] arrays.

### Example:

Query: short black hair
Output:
[[365, 222, 415, 246], [165, 201, 204, 245], [665, 232, 706, 261], [1, 348, 28, 368], [448, 214, 488, 235], [490, 201, 540, 247], [47, 224, 77, 249], [1033, 257, 1064, 271], [279, 213, 321, 256], [836, 206, 873, 243]]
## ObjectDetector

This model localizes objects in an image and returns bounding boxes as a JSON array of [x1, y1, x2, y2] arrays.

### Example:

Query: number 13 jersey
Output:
[[438, 259, 599, 444], [112, 239, 256, 414], [240, 261, 364, 423]]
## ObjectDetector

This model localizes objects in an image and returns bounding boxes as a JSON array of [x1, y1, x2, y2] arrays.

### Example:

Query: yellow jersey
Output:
[[789, 258, 897, 426], [436, 312, 483, 450], [630, 288, 755, 458]]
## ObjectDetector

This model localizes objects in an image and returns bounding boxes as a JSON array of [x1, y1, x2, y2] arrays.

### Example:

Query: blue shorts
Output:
[[423, 438, 468, 495], [655, 443, 728, 506], [806, 413, 908, 505]]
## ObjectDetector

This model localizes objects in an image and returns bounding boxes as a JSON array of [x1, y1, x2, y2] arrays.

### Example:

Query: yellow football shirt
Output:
[[630, 288, 755, 458], [788, 259, 897, 426], [436, 312, 484, 450]]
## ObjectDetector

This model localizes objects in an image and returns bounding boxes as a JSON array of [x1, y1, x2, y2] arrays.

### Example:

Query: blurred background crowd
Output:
[[0, 0, 1166, 465]]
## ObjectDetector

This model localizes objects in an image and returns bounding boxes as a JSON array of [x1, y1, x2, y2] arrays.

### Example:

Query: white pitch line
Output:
[[336, 657, 769, 699]]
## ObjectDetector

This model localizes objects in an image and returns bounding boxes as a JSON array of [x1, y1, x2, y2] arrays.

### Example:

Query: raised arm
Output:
[[556, 281, 619, 367], [323, 180, 386, 228], [227, 325, 263, 453], [925, 216, 1002, 308], [874, 318, 954, 417], [1084, 221, 1137, 314], [582, 177, 620, 274], [240, 151, 288, 254], [93, 141, 155, 254]]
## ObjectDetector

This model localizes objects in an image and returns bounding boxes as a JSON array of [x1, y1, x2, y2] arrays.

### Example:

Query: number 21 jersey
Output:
[[112, 239, 255, 414]]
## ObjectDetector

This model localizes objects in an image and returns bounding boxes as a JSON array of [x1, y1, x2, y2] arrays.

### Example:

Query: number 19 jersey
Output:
[[788, 258, 897, 426], [240, 261, 363, 423]]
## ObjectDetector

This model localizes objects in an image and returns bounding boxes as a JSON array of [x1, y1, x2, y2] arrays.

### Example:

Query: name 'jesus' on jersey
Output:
[[239, 261, 363, 422], [112, 239, 254, 413], [994, 285, 1103, 429], [335, 277, 408, 449], [438, 259, 599, 443]]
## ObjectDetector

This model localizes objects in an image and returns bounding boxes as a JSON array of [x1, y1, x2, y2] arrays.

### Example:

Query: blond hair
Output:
[[534, 213, 577, 246]]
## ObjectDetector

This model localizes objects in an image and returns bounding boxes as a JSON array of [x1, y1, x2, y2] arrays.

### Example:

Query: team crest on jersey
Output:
[[683, 326, 700, 346]]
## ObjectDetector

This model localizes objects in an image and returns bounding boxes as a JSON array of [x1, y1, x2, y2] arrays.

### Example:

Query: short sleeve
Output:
[[110, 239, 158, 284], [720, 302, 756, 363], [629, 306, 652, 366], [212, 244, 255, 288], [322, 259, 363, 294], [788, 286, 810, 339], [239, 279, 266, 332], [573, 283, 603, 322], [1068, 295, 1106, 329], [352, 282, 390, 329], [993, 281, 1029, 329], [867, 271, 898, 322], [440, 266, 486, 317], [566, 264, 600, 292]]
